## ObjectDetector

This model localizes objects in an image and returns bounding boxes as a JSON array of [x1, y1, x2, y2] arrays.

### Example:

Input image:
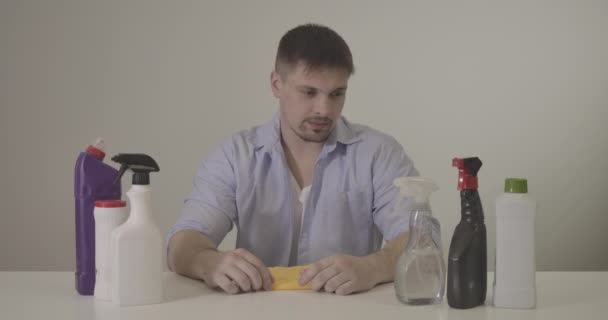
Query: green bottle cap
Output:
[[504, 178, 528, 193]]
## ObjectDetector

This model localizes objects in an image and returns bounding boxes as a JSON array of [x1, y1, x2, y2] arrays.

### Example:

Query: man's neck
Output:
[[281, 128, 324, 157], [280, 123, 324, 188]]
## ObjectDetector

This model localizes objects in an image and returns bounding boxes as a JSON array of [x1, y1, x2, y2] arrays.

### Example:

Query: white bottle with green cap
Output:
[[493, 178, 537, 309]]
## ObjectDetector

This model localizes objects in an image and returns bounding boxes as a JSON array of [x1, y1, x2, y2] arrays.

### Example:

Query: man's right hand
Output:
[[167, 230, 273, 295], [196, 248, 273, 294]]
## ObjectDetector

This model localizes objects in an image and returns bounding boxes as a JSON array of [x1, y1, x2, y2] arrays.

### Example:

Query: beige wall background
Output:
[[1, 0, 607, 271]]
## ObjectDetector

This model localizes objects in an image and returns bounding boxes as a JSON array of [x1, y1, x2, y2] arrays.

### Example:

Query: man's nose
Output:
[[312, 95, 331, 116]]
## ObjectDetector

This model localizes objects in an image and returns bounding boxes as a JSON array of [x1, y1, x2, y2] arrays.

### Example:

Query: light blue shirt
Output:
[[168, 114, 418, 266]]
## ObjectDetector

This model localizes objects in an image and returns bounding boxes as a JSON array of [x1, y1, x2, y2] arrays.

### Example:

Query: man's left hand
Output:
[[298, 254, 378, 295]]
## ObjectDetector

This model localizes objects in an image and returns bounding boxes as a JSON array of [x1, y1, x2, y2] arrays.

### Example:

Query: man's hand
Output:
[[196, 248, 273, 295], [297, 233, 409, 295], [297, 254, 378, 295]]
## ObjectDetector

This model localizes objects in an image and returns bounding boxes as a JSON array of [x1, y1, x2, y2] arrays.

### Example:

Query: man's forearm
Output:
[[167, 230, 220, 281], [364, 232, 408, 285]]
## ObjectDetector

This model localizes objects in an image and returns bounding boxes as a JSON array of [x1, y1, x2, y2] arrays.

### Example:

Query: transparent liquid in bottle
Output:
[[395, 210, 445, 305]]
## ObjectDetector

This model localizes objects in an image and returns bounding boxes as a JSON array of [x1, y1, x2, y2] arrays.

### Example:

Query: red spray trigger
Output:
[[452, 157, 482, 190]]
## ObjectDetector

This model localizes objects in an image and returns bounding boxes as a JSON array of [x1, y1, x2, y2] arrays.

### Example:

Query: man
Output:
[[167, 24, 418, 295]]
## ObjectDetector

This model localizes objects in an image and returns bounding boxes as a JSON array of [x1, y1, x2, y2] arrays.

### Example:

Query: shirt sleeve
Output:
[[371, 138, 419, 240], [167, 139, 237, 247]]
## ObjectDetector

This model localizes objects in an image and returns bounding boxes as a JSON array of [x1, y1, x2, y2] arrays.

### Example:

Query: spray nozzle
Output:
[[452, 157, 482, 190], [393, 176, 439, 205], [111, 153, 160, 185]]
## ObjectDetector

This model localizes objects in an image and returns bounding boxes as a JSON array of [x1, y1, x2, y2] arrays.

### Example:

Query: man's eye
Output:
[[331, 91, 345, 98], [303, 90, 316, 97]]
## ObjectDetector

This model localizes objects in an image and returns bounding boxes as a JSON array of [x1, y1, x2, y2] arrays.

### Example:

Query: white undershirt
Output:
[[288, 172, 311, 265]]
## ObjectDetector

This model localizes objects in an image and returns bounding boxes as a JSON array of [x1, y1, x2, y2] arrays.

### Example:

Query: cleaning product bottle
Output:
[[74, 138, 121, 295], [447, 157, 487, 309], [110, 153, 163, 306], [493, 178, 537, 309], [393, 176, 445, 305], [93, 200, 128, 301]]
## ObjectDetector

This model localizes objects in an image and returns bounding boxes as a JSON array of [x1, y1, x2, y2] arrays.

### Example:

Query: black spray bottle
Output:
[[447, 157, 487, 309]]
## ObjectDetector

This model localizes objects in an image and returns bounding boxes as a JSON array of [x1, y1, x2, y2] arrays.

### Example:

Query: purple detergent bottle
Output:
[[74, 138, 121, 295]]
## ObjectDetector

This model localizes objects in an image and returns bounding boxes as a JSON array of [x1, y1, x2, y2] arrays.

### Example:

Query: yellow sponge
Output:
[[269, 265, 312, 290]]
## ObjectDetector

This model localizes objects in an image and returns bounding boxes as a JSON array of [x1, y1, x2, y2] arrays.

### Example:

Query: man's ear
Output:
[[270, 70, 282, 98]]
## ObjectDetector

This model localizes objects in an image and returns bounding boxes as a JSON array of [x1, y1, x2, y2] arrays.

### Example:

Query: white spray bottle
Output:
[[393, 176, 445, 305], [109, 153, 163, 306]]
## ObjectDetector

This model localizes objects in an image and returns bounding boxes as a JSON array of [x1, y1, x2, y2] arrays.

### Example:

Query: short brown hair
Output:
[[275, 24, 355, 76]]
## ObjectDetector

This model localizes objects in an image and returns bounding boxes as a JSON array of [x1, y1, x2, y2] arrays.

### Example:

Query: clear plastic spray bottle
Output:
[[394, 177, 445, 305]]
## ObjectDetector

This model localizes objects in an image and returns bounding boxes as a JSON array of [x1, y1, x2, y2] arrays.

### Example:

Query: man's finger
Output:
[[311, 266, 339, 291], [323, 273, 350, 293], [234, 249, 273, 291], [335, 280, 356, 296], [225, 265, 252, 292], [214, 274, 240, 295], [233, 258, 263, 291], [299, 257, 333, 286]]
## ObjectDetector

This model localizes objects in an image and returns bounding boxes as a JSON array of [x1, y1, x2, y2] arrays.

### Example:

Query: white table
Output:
[[1, 272, 606, 319]]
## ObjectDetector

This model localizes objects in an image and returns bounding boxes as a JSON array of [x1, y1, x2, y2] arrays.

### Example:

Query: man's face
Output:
[[271, 63, 349, 143]]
